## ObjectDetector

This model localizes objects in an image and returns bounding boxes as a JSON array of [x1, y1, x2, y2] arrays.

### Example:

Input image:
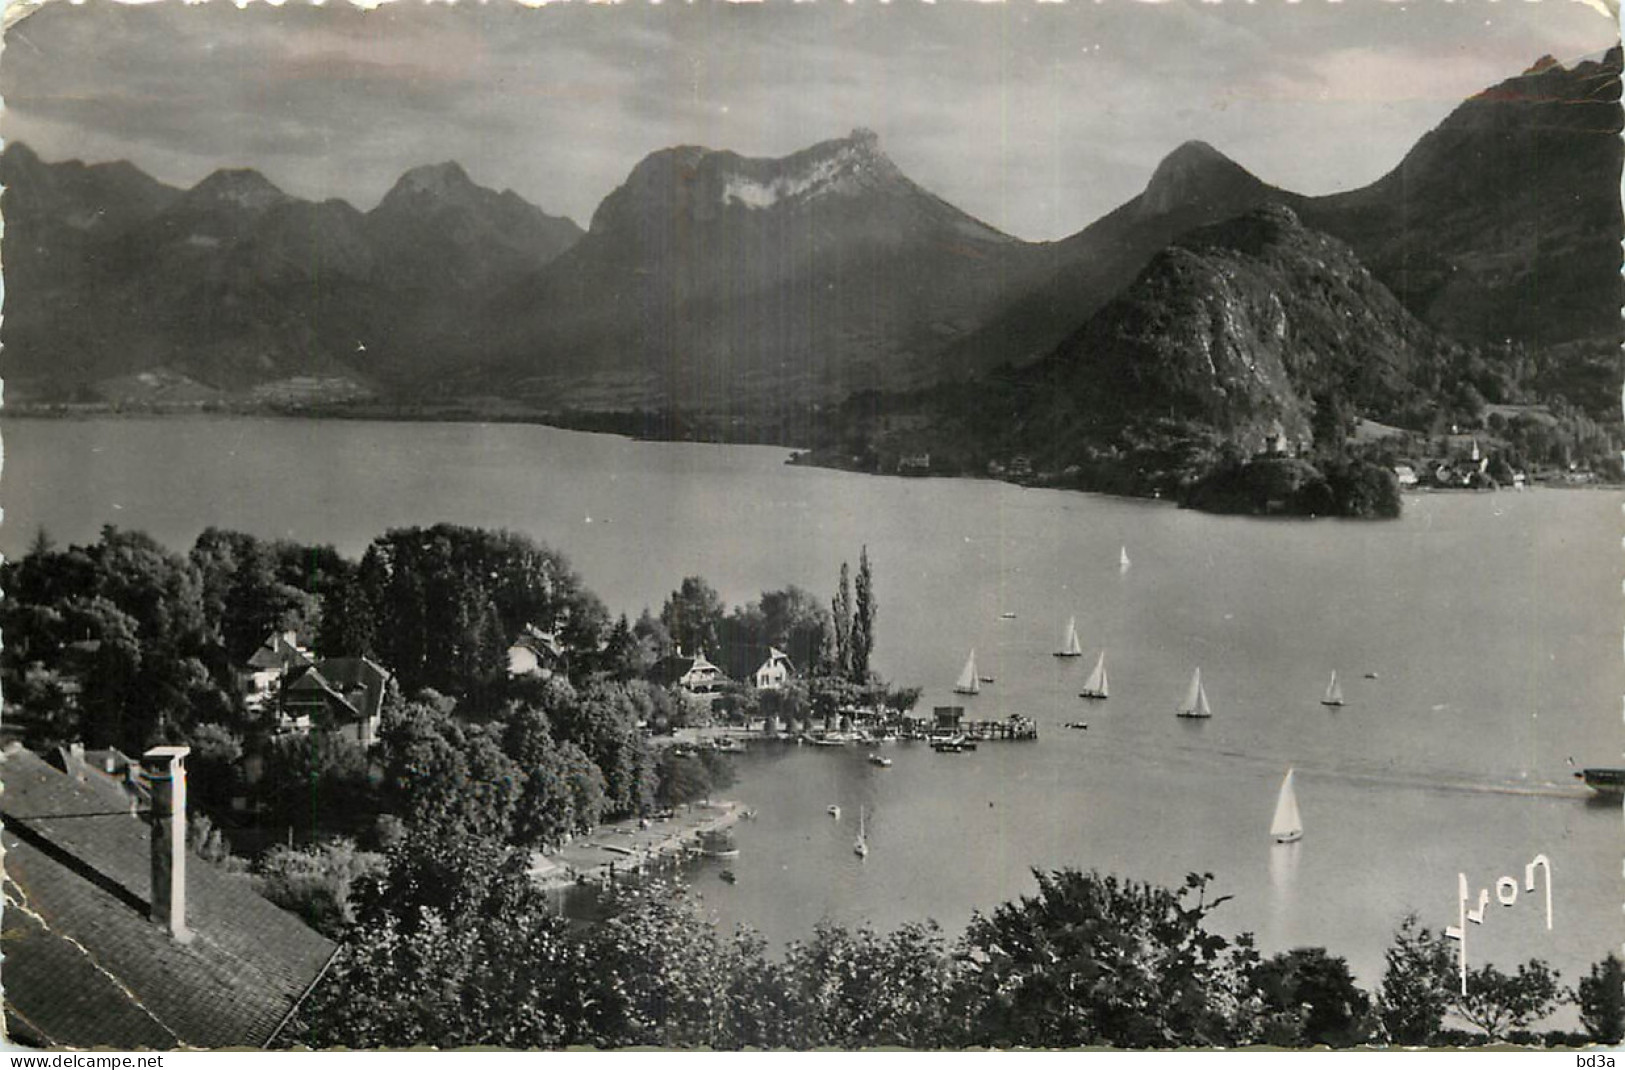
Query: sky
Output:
[[0, 0, 1618, 242]]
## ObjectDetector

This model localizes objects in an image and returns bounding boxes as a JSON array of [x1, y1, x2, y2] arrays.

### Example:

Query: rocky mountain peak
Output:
[[183, 168, 289, 213], [378, 161, 480, 208], [1139, 139, 1264, 217]]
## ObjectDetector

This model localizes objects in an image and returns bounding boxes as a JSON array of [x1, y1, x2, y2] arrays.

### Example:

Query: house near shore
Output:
[[507, 623, 567, 680], [1, 744, 335, 1048], [752, 647, 795, 691], [243, 629, 313, 713], [281, 656, 392, 749], [650, 650, 729, 695]]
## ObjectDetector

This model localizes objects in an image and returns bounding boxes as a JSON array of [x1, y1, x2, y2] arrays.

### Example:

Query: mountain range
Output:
[[2, 47, 1619, 433]]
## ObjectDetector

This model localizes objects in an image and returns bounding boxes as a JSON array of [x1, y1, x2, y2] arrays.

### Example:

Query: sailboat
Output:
[[1079, 651, 1109, 700], [953, 649, 981, 695], [1271, 768, 1303, 843], [854, 807, 869, 857], [1320, 671, 1345, 707], [1176, 667, 1213, 719], [1054, 617, 1084, 658], [1119, 546, 1131, 571]]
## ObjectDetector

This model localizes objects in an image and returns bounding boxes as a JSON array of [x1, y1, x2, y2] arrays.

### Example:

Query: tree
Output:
[[1578, 954, 1625, 1044], [255, 838, 385, 938], [654, 749, 713, 809], [850, 546, 876, 683], [354, 525, 608, 695], [832, 562, 853, 679], [504, 706, 607, 849], [660, 576, 725, 658], [1252, 947, 1372, 1047], [298, 837, 593, 1049], [777, 921, 967, 1048], [1376, 913, 1456, 1046], [378, 703, 523, 843], [258, 729, 375, 837], [1454, 960, 1563, 1042], [957, 869, 1256, 1048]]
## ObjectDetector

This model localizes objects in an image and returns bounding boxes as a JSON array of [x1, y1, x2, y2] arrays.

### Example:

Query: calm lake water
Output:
[[4, 414, 1620, 992]]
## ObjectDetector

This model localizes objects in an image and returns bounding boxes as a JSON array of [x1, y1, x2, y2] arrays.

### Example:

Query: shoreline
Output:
[[10, 404, 1619, 502], [529, 799, 746, 892]]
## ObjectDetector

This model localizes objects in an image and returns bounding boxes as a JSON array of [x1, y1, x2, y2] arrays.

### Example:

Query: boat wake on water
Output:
[[1080, 729, 1595, 801]]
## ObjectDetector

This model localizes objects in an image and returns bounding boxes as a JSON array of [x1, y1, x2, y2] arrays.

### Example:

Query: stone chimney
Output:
[[142, 745, 193, 944]]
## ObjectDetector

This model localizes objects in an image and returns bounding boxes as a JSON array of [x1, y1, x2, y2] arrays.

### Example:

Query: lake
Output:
[[4, 414, 1619, 994]]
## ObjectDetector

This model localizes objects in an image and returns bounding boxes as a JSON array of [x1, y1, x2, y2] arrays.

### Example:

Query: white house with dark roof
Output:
[[753, 647, 795, 691]]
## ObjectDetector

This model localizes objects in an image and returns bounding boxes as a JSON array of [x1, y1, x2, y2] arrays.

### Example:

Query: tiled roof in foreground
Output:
[[2, 748, 336, 1049]]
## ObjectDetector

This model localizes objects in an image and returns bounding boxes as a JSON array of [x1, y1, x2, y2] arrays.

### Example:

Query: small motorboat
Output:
[[979, 675, 996, 684], [1575, 768, 1625, 797], [719, 869, 737, 884], [1000, 612, 1017, 619], [867, 753, 893, 768], [1064, 721, 1089, 730], [827, 804, 842, 819]]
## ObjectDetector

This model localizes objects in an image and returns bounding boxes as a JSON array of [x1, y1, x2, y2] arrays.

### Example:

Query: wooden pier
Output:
[[962, 717, 1039, 741]]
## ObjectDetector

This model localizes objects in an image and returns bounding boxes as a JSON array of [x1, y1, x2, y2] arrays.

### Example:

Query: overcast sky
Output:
[[1, 0, 1617, 241]]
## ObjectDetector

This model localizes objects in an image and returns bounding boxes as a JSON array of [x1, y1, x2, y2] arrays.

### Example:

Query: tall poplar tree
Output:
[[832, 562, 854, 679], [851, 546, 875, 683]]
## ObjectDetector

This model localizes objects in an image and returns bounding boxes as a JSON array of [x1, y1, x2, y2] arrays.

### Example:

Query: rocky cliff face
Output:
[[1014, 204, 1449, 451]]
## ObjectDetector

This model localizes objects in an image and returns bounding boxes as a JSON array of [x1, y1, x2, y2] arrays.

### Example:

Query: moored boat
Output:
[[1176, 668, 1213, 719], [867, 753, 893, 767]]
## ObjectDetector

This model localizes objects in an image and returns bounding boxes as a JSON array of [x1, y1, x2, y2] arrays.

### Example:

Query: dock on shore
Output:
[[528, 800, 745, 891]]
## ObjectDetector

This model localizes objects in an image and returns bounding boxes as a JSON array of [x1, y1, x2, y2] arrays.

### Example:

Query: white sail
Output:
[[1081, 651, 1108, 698], [1056, 616, 1083, 657], [954, 649, 980, 694], [1271, 768, 1303, 842], [1120, 546, 1131, 571], [1178, 667, 1212, 718], [1322, 672, 1344, 706]]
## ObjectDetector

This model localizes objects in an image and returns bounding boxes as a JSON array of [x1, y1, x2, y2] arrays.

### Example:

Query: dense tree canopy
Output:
[[341, 525, 609, 695]]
